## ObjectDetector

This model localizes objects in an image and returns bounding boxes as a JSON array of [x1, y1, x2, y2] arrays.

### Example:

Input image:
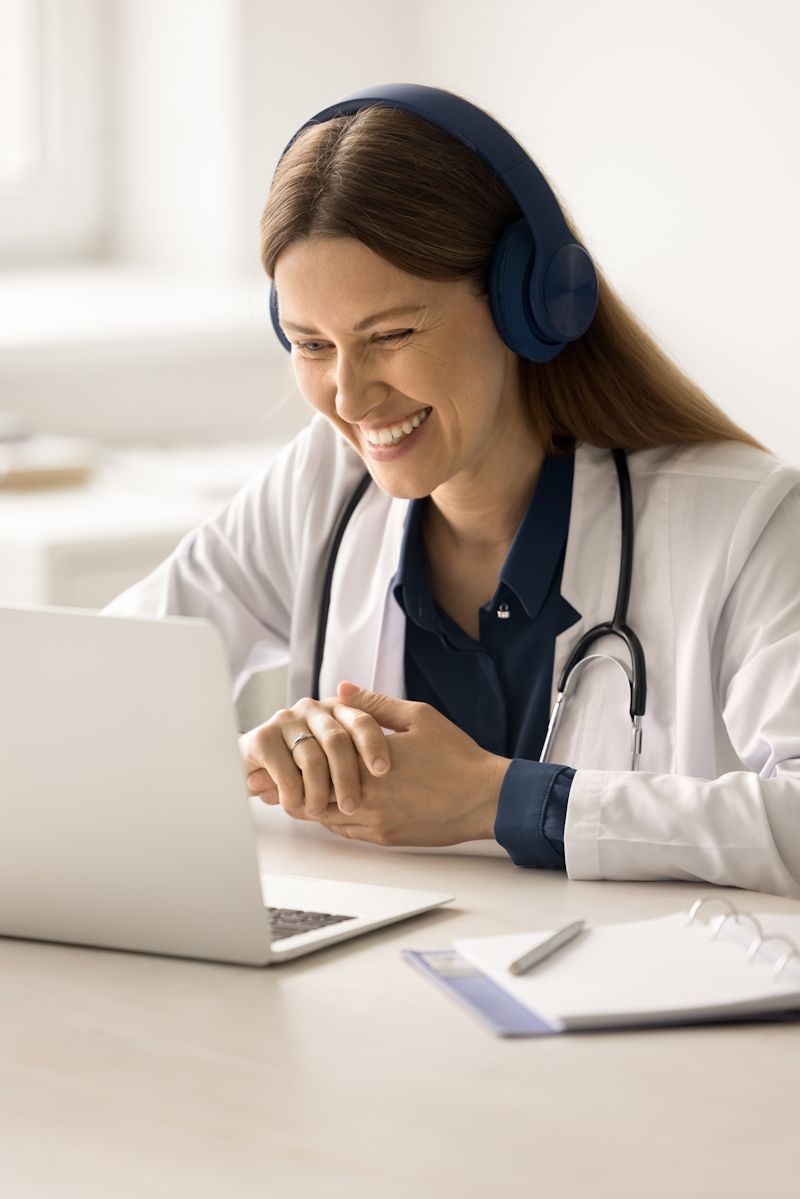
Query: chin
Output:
[[367, 469, 437, 501]]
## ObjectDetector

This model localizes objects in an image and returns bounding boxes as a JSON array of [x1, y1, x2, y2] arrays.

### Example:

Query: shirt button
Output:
[[496, 602, 511, 620]]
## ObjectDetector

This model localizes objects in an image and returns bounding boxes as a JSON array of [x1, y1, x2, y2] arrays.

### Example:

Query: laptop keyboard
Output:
[[267, 906, 353, 942]]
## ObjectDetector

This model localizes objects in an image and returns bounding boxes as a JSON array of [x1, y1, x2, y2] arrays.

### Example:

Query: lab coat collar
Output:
[[500, 447, 575, 620], [318, 480, 409, 700], [559, 443, 620, 624]]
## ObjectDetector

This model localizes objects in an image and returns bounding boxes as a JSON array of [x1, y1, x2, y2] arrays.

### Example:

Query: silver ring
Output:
[[289, 730, 316, 754]]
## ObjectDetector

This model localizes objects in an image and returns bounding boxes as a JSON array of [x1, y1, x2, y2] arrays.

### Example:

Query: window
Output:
[[0, 0, 108, 263]]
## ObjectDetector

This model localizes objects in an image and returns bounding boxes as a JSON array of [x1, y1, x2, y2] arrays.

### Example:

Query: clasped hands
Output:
[[239, 681, 510, 847]]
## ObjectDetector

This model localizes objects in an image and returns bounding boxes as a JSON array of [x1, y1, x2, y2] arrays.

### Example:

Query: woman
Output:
[[104, 86, 800, 896]]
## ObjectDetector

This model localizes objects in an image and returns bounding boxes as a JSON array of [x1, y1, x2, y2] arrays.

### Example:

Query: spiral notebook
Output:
[[404, 898, 800, 1036]]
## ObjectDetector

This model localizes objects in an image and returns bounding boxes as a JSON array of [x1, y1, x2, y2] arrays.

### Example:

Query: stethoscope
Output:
[[311, 448, 647, 771]]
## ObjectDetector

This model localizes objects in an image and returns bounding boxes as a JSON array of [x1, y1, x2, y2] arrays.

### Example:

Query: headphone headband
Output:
[[269, 83, 598, 362]]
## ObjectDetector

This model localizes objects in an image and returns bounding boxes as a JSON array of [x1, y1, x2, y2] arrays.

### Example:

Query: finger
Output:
[[285, 731, 336, 819], [303, 711, 362, 814], [331, 702, 391, 777], [246, 767, 274, 793], [245, 715, 326, 819], [336, 681, 413, 733], [317, 807, 385, 845], [258, 733, 308, 818], [247, 768, 279, 804]]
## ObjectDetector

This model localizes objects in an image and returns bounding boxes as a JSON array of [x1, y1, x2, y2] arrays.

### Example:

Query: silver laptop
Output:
[[0, 604, 452, 965]]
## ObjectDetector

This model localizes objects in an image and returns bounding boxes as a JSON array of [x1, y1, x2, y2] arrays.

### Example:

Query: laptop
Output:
[[0, 604, 452, 965]]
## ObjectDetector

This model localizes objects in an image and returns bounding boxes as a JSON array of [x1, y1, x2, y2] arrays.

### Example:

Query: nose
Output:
[[333, 345, 385, 424]]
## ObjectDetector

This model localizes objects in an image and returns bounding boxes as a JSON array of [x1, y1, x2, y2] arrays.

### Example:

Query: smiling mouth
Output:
[[362, 407, 431, 447]]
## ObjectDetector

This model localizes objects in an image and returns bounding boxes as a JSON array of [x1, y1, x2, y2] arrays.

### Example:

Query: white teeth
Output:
[[365, 407, 430, 446]]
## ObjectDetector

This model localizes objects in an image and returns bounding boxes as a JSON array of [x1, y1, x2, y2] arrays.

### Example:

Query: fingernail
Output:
[[342, 799, 357, 815], [372, 758, 387, 774]]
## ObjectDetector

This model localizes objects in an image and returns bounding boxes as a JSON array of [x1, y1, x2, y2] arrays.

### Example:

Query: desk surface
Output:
[[1, 811, 797, 1199]]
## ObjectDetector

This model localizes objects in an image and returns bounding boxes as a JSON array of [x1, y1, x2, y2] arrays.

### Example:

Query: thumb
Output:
[[337, 681, 412, 731]]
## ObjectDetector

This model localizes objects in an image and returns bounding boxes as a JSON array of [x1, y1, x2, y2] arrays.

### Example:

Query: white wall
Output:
[[412, 0, 800, 461]]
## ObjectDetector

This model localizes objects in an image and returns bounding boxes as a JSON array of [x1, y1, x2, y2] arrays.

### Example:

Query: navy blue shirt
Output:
[[392, 451, 580, 868]]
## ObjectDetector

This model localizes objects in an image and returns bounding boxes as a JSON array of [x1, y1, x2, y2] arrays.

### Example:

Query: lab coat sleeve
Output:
[[564, 483, 800, 898], [100, 423, 317, 700]]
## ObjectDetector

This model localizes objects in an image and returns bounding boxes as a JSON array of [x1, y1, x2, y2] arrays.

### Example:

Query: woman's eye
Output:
[[375, 330, 412, 344], [295, 330, 413, 356]]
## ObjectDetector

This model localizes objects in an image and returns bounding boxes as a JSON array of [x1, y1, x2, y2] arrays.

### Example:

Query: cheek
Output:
[[292, 361, 333, 411]]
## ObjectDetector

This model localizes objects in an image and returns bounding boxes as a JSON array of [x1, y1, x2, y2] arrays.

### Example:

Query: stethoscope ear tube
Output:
[[609, 448, 647, 719], [556, 622, 646, 720], [547, 448, 647, 769], [555, 451, 646, 718]]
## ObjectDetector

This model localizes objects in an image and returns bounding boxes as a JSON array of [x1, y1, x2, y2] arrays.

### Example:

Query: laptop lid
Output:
[[0, 605, 274, 965]]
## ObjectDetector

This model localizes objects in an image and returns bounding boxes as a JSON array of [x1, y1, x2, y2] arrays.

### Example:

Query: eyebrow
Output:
[[280, 304, 428, 336]]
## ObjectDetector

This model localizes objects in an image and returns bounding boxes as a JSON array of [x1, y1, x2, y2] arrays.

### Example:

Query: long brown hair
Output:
[[260, 103, 765, 456]]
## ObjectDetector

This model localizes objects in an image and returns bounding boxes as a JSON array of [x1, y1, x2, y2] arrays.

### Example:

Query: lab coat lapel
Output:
[[550, 445, 637, 770], [318, 487, 408, 701], [550, 444, 676, 772]]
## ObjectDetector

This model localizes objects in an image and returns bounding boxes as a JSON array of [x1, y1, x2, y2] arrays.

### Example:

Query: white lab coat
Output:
[[103, 414, 800, 897]]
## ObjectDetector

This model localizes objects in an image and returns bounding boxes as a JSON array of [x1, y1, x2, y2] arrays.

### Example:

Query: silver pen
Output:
[[507, 919, 586, 976]]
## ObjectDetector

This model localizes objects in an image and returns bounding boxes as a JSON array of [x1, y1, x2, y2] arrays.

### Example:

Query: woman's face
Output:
[[273, 235, 531, 501]]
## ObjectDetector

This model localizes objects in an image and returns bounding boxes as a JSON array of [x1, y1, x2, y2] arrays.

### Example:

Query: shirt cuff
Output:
[[494, 759, 576, 869]]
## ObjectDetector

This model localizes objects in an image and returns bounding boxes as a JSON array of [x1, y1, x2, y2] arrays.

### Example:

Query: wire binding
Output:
[[710, 911, 763, 943], [685, 896, 738, 926], [685, 896, 800, 981]]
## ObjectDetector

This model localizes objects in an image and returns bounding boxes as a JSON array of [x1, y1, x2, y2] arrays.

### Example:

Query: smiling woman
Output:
[[102, 85, 800, 900], [272, 234, 531, 505]]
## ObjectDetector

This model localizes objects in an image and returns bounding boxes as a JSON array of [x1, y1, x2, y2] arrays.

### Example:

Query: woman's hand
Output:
[[239, 695, 391, 819], [312, 681, 511, 847]]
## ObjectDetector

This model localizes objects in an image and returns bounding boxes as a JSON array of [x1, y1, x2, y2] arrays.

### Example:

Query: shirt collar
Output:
[[393, 448, 575, 630]]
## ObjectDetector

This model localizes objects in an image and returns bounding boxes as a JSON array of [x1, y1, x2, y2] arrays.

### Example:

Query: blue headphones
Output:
[[268, 83, 598, 363]]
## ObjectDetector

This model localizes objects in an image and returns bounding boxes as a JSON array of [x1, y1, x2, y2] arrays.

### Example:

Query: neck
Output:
[[425, 429, 547, 560]]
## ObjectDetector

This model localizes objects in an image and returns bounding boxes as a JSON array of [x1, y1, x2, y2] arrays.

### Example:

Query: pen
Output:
[[507, 919, 586, 976]]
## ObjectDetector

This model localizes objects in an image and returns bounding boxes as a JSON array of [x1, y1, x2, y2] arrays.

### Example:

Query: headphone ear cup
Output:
[[488, 220, 565, 363], [270, 283, 292, 352]]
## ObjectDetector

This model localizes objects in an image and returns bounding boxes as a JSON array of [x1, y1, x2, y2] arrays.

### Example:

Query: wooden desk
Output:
[[1, 810, 797, 1198]]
